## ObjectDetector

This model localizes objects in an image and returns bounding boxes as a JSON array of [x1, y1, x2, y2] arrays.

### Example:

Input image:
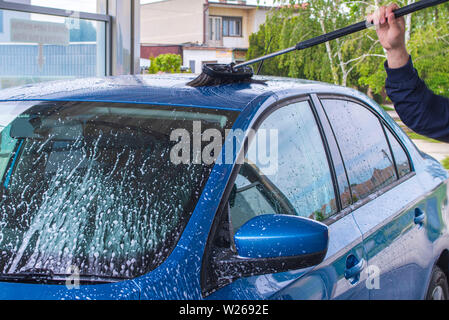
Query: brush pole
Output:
[[234, 0, 449, 70]]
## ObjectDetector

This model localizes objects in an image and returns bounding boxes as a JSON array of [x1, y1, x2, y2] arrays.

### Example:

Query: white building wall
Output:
[[183, 48, 233, 74], [222, 36, 246, 48], [253, 8, 268, 31], [141, 0, 205, 45]]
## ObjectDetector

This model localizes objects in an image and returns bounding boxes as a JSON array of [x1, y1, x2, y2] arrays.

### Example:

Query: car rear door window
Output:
[[384, 128, 411, 178], [229, 100, 337, 233], [321, 99, 397, 202]]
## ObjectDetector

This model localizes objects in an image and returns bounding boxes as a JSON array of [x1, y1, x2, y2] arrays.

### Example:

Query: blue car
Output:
[[0, 75, 447, 300]]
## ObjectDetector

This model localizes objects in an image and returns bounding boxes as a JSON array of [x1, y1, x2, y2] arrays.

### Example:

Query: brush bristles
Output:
[[187, 63, 256, 87], [187, 73, 257, 87], [186, 73, 217, 87], [187, 75, 265, 87]]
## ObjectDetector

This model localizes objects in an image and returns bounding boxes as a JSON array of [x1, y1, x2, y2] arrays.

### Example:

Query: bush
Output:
[[148, 54, 182, 74]]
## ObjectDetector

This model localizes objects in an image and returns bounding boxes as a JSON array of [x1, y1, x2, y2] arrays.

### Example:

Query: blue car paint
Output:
[[234, 215, 329, 259], [0, 74, 447, 300]]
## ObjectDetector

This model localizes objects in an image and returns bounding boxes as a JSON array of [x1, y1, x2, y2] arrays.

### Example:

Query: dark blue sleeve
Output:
[[385, 56, 449, 143]]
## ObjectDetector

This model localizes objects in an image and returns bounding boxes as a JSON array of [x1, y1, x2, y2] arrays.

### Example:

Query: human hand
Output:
[[367, 3, 409, 68]]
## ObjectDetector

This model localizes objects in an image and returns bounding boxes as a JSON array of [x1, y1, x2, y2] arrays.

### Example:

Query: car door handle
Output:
[[414, 208, 425, 225], [344, 258, 366, 280]]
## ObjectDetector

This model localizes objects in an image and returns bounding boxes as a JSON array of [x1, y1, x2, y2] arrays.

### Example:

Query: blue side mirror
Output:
[[234, 214, 329, 261]]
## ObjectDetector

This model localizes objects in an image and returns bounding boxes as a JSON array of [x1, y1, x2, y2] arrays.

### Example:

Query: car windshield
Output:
[[0, 101, 237, 281]]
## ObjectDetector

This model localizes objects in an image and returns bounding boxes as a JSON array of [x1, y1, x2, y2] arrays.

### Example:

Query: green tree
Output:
[[409, 22, 449, 97], [249, 0, 449, 102], [250, 0, 385, 87], [358, 1, 449, 98], [148, 54, 182, 74], [69, 20, 97, 42]]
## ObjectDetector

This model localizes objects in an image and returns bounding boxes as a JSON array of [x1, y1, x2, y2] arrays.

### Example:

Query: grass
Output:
[[382, 105, 395, 112], [406, 131, 442, 143], [398, 123, 442, 143], [442, 157, 449, 170]]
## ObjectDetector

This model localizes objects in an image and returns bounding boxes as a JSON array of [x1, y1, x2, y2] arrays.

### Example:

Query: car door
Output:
[[319, 96, 434, 299], [203, 97, 370, 300]]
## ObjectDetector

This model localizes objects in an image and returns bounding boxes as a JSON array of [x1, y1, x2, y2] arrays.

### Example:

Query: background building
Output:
[[0, 0, 141, 89], [140, 0, 270, 73]]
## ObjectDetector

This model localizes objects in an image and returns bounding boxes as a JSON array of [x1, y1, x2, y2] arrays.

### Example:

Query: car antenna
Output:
[[187, 0, 448, 87]]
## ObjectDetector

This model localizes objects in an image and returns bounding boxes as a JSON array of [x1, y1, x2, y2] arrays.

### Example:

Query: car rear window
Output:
[[0, 101, 238, 282]]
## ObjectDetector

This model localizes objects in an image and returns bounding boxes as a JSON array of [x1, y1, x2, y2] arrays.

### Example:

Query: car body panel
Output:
[[0, 75, 447, 300], [207, 211, 369, 300], [0, 280, 140, 300]]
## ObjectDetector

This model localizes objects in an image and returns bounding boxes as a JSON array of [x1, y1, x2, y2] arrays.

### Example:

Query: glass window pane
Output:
[[0, 126, 16, 181], [385, 128, 411, 178], [0, 9, 106, 89], [222, 19, 228, 37], [209, 18, 213, 40], [4, 0, 107, 14], [0, 101, 238, 279], [322, 99, 397, 202], [230, 101, 337, 233], [0, 10, 3, 33], [210, 17, 222, 40], [229, 20, 235, 35], [318, 104, 351, 209], [230, 175, 278, 233]]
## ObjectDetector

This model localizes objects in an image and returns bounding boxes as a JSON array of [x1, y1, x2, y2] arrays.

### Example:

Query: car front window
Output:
[[0, 101, 237, 282], [229, 100, 337, 233]]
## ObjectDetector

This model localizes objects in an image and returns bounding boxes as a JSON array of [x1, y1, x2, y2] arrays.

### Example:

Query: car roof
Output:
[[0, 74, 349, 112]]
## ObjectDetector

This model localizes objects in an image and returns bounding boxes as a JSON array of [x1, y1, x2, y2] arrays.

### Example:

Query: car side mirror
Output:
[[204, 214, 329, 296], [234, 214, 329, 261]]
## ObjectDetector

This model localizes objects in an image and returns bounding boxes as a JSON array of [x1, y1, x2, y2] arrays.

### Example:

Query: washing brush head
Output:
[[187, 63, 255, 87]]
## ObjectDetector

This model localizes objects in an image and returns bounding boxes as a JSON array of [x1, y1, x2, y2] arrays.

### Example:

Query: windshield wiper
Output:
[[0, 268, 127, 284], [0, 268, 54, 284]]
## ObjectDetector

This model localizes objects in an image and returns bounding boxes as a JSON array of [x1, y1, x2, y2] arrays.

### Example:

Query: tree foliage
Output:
[[249, 0, 449, 102], [148, 54, 182, 74], [69, 20, 96, 42]]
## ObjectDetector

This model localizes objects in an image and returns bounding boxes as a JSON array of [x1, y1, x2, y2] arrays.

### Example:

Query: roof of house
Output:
[[208, 1, 272, 10]]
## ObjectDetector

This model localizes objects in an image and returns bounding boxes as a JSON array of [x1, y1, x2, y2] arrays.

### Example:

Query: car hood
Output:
[[0, 280, 140, 300]]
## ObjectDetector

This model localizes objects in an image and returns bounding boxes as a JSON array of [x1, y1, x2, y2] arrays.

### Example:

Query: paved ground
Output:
[[386, 109, 449, 163], [412, 139, 449, 162]]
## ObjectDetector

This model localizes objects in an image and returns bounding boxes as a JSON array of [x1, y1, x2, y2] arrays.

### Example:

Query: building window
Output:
[[209, 16, 222, 41], [223, 17, 242, 37], [3, 0, 107, 14], [0, 5, 109, 90]]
